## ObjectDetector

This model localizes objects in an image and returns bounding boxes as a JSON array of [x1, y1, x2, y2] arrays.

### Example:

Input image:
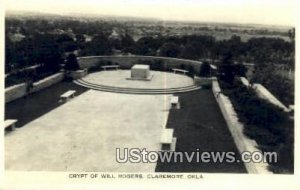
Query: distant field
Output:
[[211, 33, 290, 42], [133, 31, 290, 42]]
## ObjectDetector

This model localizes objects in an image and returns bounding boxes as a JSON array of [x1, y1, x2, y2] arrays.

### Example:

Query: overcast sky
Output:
[[5, 0, 296, 26]]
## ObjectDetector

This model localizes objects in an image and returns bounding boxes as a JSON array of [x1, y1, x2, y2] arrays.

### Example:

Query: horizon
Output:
[[4, 0, 296, 27], [5, 10, 294, 29]]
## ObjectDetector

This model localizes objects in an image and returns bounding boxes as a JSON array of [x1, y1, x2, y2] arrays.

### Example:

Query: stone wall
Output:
[[212, 79, 271, 174], [31, 73, 64, 93], [5, 83, 28, 103], [68, 69, 88, 80], [5, 72, 64, 103], [78, 55, 202, 75], [240, 77, 250, 87], [252, 83, 289, 112], [239, 77, 289, 112]]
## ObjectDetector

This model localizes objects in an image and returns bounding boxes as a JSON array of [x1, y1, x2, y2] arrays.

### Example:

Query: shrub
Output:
[[251, 64, 294, 105], [65, 54, 80, 71], [220, 78, 293, 173], [235, 63, 247, 77], [187, 65, 195, 77], [199, 61, 211, 77]]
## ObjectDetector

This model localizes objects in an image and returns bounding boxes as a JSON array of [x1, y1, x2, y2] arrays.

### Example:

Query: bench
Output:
[[160, 128, 177, 151], [60, 90, 76, 102], [101, 65, 120, 71], [170, 96, 180, 109], [4, 119, 17, 131], [172, 68, 188, 75]]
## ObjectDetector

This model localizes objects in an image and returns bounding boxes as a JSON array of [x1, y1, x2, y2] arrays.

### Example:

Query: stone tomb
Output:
[[128, 64, 153, 81]]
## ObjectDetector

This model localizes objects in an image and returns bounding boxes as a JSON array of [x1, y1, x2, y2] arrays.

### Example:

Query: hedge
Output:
[[219, 78, 294, 173]]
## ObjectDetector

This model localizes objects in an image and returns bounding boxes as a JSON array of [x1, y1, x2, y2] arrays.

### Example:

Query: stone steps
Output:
[[74, 79, 200, 94]]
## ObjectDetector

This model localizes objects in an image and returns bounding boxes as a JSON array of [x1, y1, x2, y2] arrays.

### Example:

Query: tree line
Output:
[[6, 18, 295, 105], [6, 18, 294, 72]]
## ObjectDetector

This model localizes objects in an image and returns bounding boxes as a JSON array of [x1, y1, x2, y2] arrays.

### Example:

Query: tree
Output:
[[33, 34, 63, 73], [199, 61, 211, 77], [133, 36, 161, 55], [5, 36, 14, 73], [109, 38, 122, 50], [179, 43, 198, 59], [76, 34, 85, 43], [188, 65, 195, 77], [81, 34, 112, 56], [288, 28, 295, 41], [121, 34, 135, 50], [251, 63, 294, 105], [42, 51, 63, 73], [65, 54, 80, 71], [235, 63, 247, 77], [218, 52, 236, 83], [159, 42, 181, 57]]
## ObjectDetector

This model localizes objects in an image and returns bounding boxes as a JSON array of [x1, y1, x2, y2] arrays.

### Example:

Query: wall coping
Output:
[[5, 82, 27, 92], [212, 80, 272, 174], [78, 55, 203, 64], [5, 72, 64, 103], [252, 83, 289, 112], [33, 72, 63, 86]]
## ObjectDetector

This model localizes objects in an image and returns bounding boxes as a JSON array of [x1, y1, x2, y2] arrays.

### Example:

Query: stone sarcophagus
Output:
[[129, 64, 152, 80]]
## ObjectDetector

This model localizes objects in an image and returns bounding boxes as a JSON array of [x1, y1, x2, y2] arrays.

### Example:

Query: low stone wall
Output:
[[239, 77, 289, 112], [252, 83, 289, 112], [78, 55, 202, 75], [240, 77, 250, 87], [5, 72, 64, 103], [212, 79, 271, 174], [31, 72, 64, 93], [68, 69, 88, 80], [5, 83, 28, 103]]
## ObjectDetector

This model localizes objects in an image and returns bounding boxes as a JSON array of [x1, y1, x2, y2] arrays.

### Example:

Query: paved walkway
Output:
[[5, 82, 246, 173]]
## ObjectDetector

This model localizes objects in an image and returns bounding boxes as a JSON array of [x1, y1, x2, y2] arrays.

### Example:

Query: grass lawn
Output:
[[5, 81, 88, 128], [155, 89, 247, 173]]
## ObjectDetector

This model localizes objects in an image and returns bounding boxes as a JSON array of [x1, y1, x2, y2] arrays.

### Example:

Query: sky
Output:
[[4, 0, 297, 26]]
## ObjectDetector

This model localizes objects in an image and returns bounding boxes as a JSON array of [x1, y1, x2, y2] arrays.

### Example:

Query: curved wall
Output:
[[78, 55, 203, 75]]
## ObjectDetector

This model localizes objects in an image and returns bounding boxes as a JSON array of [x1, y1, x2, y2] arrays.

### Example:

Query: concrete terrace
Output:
[[5, 72, 246, 173], [5, 90, 170, 172], [83, 70, 194, 89], [5, 82, 88, 128]]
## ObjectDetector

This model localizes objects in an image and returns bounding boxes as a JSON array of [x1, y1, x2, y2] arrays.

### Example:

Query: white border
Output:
[[1, 0, 299, 189]]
